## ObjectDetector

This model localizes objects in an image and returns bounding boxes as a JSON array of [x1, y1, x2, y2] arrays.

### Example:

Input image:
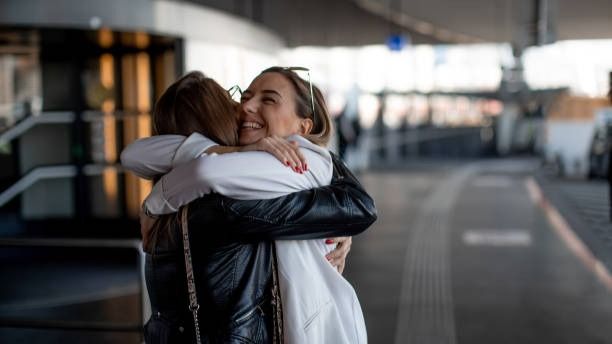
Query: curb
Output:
[[525, 177, 612, 292]]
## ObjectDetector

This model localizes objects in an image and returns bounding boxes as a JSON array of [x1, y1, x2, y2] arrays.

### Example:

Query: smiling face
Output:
[[238, 72, 312, 145]]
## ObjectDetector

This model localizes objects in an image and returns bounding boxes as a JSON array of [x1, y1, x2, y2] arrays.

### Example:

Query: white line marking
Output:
[[471, 176, 513, 188], [463, 230, 532, 247]]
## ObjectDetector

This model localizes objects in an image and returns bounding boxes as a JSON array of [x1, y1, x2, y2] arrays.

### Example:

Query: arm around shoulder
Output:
[[190, 154, 377, 240], [121, 135, 185, 179], [121, 133, 218, 179]]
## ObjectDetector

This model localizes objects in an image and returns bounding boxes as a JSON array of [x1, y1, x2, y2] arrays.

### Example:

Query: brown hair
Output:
[[259, 67, 333, 146], [153, 71, 239, 145], [147, 71, 239, 252]]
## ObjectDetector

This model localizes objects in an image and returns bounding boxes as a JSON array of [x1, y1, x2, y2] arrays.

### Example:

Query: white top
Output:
[[121, 133, 367, 344]]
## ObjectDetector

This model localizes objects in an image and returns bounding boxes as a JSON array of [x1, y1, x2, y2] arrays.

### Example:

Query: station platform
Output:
[[1, 158, 611, 343], [345, 158, 612, 343]]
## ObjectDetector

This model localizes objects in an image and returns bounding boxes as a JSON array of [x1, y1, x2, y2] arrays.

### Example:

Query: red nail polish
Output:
[[325, 239, 334, 244], [304, 164, 308, 170]]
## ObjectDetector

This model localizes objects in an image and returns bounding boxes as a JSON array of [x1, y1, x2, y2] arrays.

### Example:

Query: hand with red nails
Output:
[[325, 236, 352, 274], [239, 135, 308, 173]]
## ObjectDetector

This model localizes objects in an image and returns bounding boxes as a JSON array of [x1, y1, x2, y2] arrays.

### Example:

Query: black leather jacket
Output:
[[144, 155, 377, 343]]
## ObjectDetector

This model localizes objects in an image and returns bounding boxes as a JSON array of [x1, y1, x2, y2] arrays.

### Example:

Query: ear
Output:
[[298, 118, 314, 135]]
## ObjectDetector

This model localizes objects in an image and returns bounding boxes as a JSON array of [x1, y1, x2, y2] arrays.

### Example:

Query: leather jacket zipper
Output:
[[235, 299, 266, 323]]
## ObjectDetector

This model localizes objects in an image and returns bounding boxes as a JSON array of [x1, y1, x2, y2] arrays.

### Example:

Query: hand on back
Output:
[[325, 236, 352, 274]]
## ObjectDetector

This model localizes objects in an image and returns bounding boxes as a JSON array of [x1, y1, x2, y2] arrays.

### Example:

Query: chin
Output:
[[239, 131, 261, 146]]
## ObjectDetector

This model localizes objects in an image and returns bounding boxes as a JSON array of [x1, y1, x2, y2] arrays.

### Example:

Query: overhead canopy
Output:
[[2, 0, 610, 48], [184, 0, 612, 47]]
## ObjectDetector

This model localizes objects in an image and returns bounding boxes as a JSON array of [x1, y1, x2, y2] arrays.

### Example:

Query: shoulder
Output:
[[288, 135, 333, 185], [289, 135, 331, 159]]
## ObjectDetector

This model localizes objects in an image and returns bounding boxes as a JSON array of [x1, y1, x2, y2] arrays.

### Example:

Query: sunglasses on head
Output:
[[282, 67, 316, 121], [227, 85, 242, 101]]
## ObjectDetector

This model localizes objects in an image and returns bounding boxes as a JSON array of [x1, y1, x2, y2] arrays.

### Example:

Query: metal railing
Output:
[[367, 127, 483, 151], [0, 110, 140, 207], [0, 110, 151, 144], [0, 238, 149, 337], [0, 164, 124, 207], [0, 111, 74, 144]]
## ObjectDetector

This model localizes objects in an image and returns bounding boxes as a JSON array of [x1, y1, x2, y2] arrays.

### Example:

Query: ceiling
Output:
[[179, 0, 612, 48]]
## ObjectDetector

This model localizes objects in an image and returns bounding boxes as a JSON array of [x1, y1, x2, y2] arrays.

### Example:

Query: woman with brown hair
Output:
[[122, 70, 375, 343]]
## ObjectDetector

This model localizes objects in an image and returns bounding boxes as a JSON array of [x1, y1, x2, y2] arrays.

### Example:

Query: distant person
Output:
[[335, 106, 361, 160], [335, 86, 363, 161]]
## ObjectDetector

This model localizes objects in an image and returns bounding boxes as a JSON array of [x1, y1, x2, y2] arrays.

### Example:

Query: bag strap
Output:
[[180, 206, 202, 344], [271, 244, 284, 343]]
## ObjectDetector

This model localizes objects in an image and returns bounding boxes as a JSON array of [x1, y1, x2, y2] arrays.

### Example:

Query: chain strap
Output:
[[180, 206, 202, 344], [271, 244, 284, 344]]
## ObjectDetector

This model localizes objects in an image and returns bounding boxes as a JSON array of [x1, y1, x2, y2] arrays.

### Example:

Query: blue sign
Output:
[[386, 34, 409, 51]]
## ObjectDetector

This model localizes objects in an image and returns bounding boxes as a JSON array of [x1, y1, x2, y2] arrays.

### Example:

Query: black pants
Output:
[[144, 311, 193, 344]]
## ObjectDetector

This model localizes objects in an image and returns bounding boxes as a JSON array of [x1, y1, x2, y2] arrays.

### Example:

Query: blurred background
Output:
[[0, 0, 611, 343]]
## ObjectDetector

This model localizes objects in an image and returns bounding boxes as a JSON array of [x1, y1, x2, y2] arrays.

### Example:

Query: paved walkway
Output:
[[345, 159, 612, 344]]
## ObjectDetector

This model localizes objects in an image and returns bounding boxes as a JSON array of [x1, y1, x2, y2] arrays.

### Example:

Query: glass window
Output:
[[0, 29, 42, 133]]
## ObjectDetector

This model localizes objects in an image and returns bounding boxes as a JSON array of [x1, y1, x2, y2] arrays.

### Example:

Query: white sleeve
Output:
[[144, 136, 333, 215], [171, 133, 219, 166], [120, 133, 218, 179]]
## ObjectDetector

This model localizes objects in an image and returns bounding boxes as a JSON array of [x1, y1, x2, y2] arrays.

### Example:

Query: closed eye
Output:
[[240, 90, 254, 103]]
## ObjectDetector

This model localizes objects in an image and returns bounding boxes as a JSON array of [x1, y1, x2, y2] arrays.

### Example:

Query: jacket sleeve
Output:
[[188, 154, 377, 241], [120, 133, 217, 179]]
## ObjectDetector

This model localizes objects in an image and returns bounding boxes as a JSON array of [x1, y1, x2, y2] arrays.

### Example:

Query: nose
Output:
[[241, 97, 258, 115]]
